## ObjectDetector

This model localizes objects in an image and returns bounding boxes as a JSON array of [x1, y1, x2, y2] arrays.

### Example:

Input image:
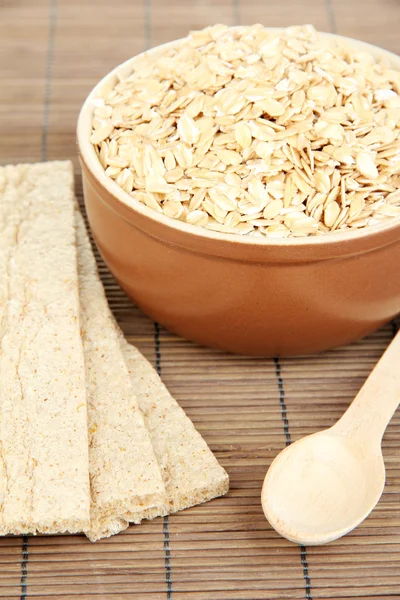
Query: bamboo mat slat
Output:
[[1, 0, 400, 598]]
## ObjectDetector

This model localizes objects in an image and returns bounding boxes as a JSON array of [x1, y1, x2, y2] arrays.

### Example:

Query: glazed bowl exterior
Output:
[[77, 31, 400, 356]]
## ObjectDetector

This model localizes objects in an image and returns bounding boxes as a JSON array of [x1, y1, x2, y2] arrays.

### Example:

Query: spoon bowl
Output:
[[262, 429, 386, 545], [262, 329, 400, 545]]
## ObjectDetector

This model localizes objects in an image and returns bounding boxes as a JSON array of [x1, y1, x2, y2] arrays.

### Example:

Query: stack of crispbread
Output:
[[0, 161, 229, 542]]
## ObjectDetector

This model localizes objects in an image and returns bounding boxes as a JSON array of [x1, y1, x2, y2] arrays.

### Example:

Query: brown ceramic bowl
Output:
[[77, 32, 400, 356]]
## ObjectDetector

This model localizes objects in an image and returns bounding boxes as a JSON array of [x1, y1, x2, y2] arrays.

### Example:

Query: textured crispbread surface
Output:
[[121, 341, 229, 516], [75, 212, 166, 542], [0, 161, 90, 535]]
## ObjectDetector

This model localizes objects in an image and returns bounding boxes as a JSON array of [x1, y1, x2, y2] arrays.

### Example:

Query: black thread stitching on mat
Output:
[[274, 357, 291, 447], [300, 544, 312, 599], [154, 322, 173, 598], [144, 9, 172, 597], [274, 357, 312, 600], [20, 2, 58, 597], [41, 0, 58, 161], [324, 0, 337, 34], [163, 516, 173, 597], [20, 535, 29, 600]]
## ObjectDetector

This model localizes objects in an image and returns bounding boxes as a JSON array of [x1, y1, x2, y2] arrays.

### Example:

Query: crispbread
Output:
[[120, 341, 229, 516], [75, 211, 166, 542], [0, 161, 90, 535]]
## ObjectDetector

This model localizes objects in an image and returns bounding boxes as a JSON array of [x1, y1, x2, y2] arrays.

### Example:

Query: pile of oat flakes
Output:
[[90, 24, 400, 238]]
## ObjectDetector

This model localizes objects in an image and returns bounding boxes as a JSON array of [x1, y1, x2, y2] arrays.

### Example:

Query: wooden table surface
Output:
[[1, 0, 400, 598]]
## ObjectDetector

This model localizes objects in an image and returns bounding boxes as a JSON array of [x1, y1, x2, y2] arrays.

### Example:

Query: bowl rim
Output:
[[77, 28, 400, 252]]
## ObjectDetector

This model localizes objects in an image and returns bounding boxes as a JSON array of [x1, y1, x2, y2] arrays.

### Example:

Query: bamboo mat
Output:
[[1, 0, 400, 598]]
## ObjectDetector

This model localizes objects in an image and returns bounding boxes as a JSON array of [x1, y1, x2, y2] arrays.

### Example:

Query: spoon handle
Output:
[[336, 329, 400, 441]]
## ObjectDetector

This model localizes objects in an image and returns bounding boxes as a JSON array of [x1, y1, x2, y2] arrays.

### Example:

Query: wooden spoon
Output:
[[261, 330, 400, 545]]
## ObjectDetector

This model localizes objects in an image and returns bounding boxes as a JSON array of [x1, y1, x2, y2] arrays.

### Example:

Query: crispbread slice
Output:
[[0, 161, 90, 535], [75, 211, 166, 542], [120, 341, 229, 516]]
